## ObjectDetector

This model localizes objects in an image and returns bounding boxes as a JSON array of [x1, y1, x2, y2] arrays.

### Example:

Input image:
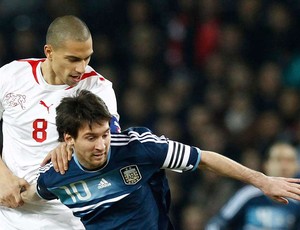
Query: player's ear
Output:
[[44, 44, 53, 60], [64, 133, 74, 146]]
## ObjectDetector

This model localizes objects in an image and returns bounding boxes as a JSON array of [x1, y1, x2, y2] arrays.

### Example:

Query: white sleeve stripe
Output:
[[111, 131, 167, 146], [181, 144, 190, 169], [71, 193, 130, 214], [162, 141, 191, 169], [174, 143, 183, 168], [39, 162, 53, 173], [169, 141, 179, 168], [163, 141, 175, 168]]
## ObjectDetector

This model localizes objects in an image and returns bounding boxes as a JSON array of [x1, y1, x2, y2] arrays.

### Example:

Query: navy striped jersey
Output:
[[205, 185, 300, 230], [37, 127, 201, 230]]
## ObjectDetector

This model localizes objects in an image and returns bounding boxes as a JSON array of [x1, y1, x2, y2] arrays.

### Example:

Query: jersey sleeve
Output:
[[0, 62, 11, 120], [36, 165, 58, 200], [160, 140, 201, 172], [36, 182, 58, 200], [110, 115, 121, 133], [126, 128, 201, 173]]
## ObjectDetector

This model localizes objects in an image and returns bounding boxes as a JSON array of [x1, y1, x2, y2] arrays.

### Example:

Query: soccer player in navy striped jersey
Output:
[[22, 90, 300, 230]]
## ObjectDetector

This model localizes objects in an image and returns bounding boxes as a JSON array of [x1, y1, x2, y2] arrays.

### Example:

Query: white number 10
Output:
[[61, 180, 91, 203]]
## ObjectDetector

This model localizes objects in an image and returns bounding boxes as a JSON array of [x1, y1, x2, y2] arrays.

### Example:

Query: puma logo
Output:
[[40, 100, 53, 114]]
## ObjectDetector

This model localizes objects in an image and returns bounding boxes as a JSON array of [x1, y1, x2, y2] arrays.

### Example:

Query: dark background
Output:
[[1, 0, 300, 229]]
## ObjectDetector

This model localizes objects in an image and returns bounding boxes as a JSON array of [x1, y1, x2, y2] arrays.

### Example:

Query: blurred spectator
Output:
[[253, 61, 282, 112], [128, 63, 157, 93], [226, 60, 253, 94], [283, 54, 300, 88], [120, 87, 154, 128], [224, 93, 255, 135], [193, 0, 220, 67], [12, 29, 41, 58], [235, 0, 264, 68], [278, 88, 300, 126], [180, 204, 206, 230], [185, 104, 213, 144], [239, 148, 262, 172], [164, 0, 195, 68], [262, 2, 299, 63], [205, 142, 300, 229], [242, 110, 284, 155]]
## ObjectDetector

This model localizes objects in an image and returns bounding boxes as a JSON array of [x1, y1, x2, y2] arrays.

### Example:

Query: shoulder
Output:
[[38, 162, 55, 176], [0, 58, 44, 80], [78, 65, 112, 86], [125, 127, 153, 136], [110, 127, 168, 151], [111, 127, 166, 143], [38, 162, 56, 184], [1, 59, 34, 72], [37, 161, 69, 187]]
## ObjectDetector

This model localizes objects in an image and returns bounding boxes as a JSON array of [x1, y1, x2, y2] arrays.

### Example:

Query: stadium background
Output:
[[1, 0, 300, 229]]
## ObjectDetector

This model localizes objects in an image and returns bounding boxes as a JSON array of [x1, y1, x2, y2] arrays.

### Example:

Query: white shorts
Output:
[[0, 200, 85, 230]]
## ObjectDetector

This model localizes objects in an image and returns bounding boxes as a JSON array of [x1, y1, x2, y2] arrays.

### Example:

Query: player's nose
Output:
[[75, 60, 86, 74], [95, 138, 106, 151]]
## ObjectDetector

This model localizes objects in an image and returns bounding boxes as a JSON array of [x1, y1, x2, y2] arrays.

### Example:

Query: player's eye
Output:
[[66, 56, 81, 63], [103, 131, 110, 139], [86, 136, 96, 141]]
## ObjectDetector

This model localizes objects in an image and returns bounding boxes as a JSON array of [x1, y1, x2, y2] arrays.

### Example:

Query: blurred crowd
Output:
[[1, 0, 300, 229]]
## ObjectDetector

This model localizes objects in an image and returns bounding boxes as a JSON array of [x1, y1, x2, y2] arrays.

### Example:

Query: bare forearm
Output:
[[0, 156, 13, 177], [0, 156, 30, 207], [196, 150, 300, 204], [199, 151, 266, 188]]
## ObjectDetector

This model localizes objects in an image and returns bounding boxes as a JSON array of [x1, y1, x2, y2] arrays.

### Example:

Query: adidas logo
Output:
[[97, 178, 111, 189]]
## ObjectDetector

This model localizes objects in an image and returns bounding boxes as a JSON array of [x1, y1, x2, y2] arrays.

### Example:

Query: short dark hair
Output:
[[56, 90, 112, 141], [46, 15, 91, 49]]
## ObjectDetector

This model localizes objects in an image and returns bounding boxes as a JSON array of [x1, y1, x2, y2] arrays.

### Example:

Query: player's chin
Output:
[[91, 155, 106, 165], [68, 80, 79, 87]]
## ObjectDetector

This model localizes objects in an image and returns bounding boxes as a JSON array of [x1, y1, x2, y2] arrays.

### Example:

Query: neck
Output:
[[40, 59, 59, 85]]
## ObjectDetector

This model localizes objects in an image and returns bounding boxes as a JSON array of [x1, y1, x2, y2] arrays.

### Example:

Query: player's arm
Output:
[[40, 142, 72, 174], [199, 150, 300, 204], [0, 157, 30, 208]]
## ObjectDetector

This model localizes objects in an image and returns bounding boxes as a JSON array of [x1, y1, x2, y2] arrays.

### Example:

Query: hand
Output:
[[260, 177, 300, 204], [21, 184, 40, 203], [0, 174, 29, 208], [40, 142, 72, 174]]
